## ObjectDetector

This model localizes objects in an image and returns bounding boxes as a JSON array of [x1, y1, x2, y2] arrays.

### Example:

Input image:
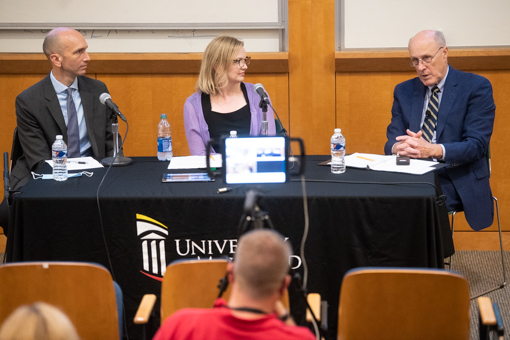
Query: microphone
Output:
[[99, 93, 127, 122], [254, 83, 287, 136], [254, 83, 270, 104], [254, 84, 269, 135]]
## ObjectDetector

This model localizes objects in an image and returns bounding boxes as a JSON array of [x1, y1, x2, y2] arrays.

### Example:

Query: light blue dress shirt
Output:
[[50, 71, 92, 156]]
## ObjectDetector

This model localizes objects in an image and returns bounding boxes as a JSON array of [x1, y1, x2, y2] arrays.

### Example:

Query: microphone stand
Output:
[[101, 114, 133, 167], [259, 98, 269, 136]]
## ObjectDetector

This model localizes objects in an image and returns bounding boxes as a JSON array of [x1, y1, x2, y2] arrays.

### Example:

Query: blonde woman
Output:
[[184, 36, 276, 155], [0, 302, 80, 340]]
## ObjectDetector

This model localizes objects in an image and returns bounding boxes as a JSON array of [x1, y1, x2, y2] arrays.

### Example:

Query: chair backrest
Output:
[[10, 127, 22, 174], [0, 262, 120, 340], [160, 259, 232, 323], [337, 268, 470, 340], [160, 259, 289, 323]]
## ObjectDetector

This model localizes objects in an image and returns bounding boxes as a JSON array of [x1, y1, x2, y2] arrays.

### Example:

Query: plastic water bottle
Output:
[[230, 130, 237, 138], [157, 113, 173, 161], [52, 135, 68, 181], [331, 128, 346, 174]]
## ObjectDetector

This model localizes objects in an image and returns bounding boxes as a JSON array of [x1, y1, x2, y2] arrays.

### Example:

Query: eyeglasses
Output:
[[409, 47, 444, 67], [233, 57, 251, 67]]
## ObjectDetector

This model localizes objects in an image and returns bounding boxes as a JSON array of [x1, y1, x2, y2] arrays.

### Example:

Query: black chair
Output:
[[448, 146, 506, 299], [1, 127, 23, 238], [10, 127, 22, 177]]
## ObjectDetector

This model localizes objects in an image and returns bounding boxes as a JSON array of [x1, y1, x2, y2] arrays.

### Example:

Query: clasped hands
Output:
[[394, 129, 443, 159]]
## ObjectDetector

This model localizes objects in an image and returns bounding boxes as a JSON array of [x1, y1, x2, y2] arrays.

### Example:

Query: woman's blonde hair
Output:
[[0, 302, 80, 340], [196, 36, 244, 95]]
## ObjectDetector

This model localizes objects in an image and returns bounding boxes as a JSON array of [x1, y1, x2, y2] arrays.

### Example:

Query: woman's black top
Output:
[[202, 82, 251, 152]]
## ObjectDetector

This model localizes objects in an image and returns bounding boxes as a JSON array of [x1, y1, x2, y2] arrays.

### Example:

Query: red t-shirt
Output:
[[153, 298, 316, 340]]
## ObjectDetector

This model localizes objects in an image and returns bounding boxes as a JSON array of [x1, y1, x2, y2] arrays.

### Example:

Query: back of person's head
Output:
[[196, 35, 244, 95], [0, 302, 80, 340], [234, 229, 292, 300]]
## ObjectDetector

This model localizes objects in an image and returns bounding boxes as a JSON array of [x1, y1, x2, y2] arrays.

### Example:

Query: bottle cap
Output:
[[334, 128, 341, 133], [161, 113, 167, 119], [230, 130, 237, 137], [56, 135, 63, 140]]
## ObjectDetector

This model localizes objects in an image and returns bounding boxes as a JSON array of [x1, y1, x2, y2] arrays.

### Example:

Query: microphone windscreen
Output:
[[99, 93, 111, 105], [254, 83, 264, 92]]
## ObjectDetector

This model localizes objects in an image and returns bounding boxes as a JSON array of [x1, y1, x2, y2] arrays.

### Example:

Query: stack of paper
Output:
[[344, 153, 441, 175]]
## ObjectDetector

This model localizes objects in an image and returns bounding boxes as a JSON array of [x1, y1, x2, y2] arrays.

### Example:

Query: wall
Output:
[[1, 0, 510, 249]]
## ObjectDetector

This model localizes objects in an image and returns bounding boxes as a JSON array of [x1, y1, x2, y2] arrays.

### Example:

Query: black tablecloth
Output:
[[6, 155, 453, 339]]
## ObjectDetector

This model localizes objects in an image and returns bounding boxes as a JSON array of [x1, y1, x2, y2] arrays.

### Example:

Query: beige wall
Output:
[[1, 0, 510, 248]]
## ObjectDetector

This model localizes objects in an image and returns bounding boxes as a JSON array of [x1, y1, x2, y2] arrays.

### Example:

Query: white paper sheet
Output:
[[46, 156, 104, 170], [344, 153, 439, 175], [167, 155, 222, 170]]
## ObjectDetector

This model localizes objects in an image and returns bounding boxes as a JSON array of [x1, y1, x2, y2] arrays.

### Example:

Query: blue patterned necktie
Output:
[[66, 88, 80, 157], [421, 86, 440, 143]]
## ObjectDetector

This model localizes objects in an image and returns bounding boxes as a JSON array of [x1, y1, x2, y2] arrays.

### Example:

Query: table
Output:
[[6, 156, 453, 339]]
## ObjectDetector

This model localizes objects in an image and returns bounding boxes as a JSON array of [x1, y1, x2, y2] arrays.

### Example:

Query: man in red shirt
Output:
[[153, 229, 316, 340]]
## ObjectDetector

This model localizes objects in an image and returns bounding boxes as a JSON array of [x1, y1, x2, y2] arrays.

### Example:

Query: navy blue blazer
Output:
[[385, 66, 495, 231]]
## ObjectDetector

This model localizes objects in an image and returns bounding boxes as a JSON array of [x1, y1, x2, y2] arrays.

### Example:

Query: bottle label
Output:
[[158, 137, 172, 152], [332, 143, 345, 151], [53, 150, 67, 158]]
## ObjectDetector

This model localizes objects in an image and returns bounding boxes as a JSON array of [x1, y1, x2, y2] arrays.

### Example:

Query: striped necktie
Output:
[[66, 88, 81, 157], [421, 86, 440, 143]]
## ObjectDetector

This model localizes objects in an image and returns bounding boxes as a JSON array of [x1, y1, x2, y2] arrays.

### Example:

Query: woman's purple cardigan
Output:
[[183, 82, 277, 155]]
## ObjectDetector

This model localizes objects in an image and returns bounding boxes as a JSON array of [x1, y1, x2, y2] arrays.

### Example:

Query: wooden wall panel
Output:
[[454, 231, 510, 251], [0, 53, 289, 74], [2, 46, 509, 247], [97, 73, 289, 157], [96, 74, 196, 157], [336, 71, 415, 154], [0, 53, 289, 161], [288, 0, 336, 154], [336, 49, 510, 72], [0, 74, 46, 158]]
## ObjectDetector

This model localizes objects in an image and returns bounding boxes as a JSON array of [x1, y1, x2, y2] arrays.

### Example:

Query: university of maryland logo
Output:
[[136, 214, 168, 282], [136, 214, 303, 282]]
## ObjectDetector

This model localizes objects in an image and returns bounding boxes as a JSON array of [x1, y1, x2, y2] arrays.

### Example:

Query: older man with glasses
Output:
[[385, 30, 496, 232]]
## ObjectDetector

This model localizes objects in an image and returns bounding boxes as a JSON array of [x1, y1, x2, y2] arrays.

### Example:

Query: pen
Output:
[[69, 161, 87, 164], [357, 156, 374, 162]]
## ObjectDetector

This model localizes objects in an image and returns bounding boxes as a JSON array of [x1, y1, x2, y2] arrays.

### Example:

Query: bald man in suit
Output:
[[11, 27, 116, 189], [385, 30, 495, 231]]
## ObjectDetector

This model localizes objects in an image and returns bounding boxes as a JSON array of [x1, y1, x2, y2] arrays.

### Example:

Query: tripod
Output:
[[217, 189, 329, 340], [237, 189, 275, 238]]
